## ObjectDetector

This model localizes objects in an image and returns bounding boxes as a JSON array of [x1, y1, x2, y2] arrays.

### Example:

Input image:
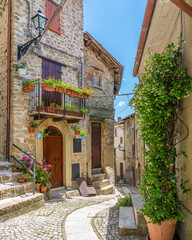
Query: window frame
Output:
[[46, 0, 61, 35]]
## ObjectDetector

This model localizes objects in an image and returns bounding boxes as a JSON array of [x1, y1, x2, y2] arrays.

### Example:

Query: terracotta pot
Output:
[[12, 166, 20, 172], [22, 84, 34, 93], [70, 90, 79, 98], [35, 183, 41, 191], [18, 178, 26, 183], [47, 107, 56, 113], [36, 106, 45, 112], [56, 86, 65, 93], [145, 216, 177, 240], [75, 130, 81, 135], [66, 110, 76, 116], [56, 109, 64, 114], [41, 186, 47, 193], [41, 83, 55, 92], [28, 127, 35, 133], [65, 89, 72, 95], [75, 112, 83, 117], [82, 93, 90, 99]]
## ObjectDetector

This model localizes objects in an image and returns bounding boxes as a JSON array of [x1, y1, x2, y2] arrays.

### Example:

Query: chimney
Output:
[[118, 117, 121, 122]]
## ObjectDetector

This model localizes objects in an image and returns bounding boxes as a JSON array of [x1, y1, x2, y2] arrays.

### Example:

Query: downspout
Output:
[[6, 0, 12, 161]]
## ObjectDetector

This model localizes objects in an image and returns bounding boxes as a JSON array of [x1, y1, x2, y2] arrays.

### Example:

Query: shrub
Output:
[[116, 194, 133, 209]]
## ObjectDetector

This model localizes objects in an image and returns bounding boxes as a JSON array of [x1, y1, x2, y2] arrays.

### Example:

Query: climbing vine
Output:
[[130, 38, 192, 224]]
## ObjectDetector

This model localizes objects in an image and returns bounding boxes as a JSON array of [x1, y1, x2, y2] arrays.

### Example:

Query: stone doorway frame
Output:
[[36, 119, 72, 187]]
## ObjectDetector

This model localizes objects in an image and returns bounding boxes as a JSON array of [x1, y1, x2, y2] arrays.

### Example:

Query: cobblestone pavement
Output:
[[92, 206, 145, 240], [0, 190, 115, 240]]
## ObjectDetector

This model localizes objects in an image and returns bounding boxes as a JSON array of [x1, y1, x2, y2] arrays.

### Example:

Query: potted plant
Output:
[[65, 104, 76, 116], [47, 103, 56, 113], [41, 77, 56, 92], [80, 129, 87, 140], [78, 108, 87, 117], [18, 176, 27, 183], [56, 104, 64, 114], [78, 87, 93, 99], [21, 79, 34, 93], [36, 100, 45, 112], [14, 61, 27, 76], [71, 125, 81, 135], [55, 80, 66, 93], [130, 39, 192, 240], [12, 164, 20, 172], [28, 121, 37, 133]]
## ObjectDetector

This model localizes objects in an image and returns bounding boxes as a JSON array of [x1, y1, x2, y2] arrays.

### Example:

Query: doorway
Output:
[[43, 126, 63, 188], [91, 122, 101, 169]]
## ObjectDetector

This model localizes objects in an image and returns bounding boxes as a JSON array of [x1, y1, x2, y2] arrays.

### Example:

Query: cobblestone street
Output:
[[0, 186, 145, 240]]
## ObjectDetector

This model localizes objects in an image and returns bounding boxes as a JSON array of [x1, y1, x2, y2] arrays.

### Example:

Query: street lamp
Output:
[[17, 10, 48, 60]]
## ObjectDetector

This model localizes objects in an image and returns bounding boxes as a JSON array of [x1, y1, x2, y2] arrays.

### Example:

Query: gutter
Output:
[[6, 0, 12, 161], [133, 0, 156, 77]]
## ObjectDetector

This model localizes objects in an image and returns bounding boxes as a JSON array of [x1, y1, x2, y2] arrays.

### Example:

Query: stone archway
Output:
[[36, 119, 73, 187]]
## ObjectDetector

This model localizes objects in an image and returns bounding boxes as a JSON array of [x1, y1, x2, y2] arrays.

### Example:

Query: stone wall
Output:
[[11, 0, 84, 158], [0, 2, 8, 154]]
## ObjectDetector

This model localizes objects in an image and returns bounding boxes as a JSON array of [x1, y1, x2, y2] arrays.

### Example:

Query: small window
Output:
[[73, 138, 82, 153], [94, 72, 98, 86], [46, 0, 60, 34], [120, 137, 123, 144], [72, 163, 80, 181], [93, 71, 103, 88], [115, 129, 117, 137]]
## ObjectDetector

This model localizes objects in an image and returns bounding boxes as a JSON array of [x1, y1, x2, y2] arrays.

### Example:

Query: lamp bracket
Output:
[[17, 36, 38, 60]]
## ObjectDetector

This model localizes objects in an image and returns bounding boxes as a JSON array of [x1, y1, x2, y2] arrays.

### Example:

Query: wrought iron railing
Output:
[[11, 144, 36, 195], [28, 82, 86, 119]]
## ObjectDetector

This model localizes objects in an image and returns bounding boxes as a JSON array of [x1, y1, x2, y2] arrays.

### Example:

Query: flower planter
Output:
[[22, 84, 34, 93], [41, 186, 47, 193], [18, 178, 26, 183], [35, 183, 41, 191], [79, 93, 90, 99], [36, 106, 45, 112], [56, 86, 65, 93], [36, 133, 42, 139], [65, 89, 72, 95], [28, 127, 35, 133], [12, 166, 20, 172], [145, 216, 177, 240], [70, 90, 79, 98], [41, 83, 55, 92], [75, 130, 81, 135], [66, 110, 76, 116], [75, 112, 83, 117], [47, 107, 56, 113], [18, 68, 27, 76], [56, 109, 64, 114]]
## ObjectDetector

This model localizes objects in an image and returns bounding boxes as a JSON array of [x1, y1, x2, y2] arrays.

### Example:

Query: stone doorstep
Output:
[[0, 193, 45, 222], [0, 172, 21, 183], [91, 173, 105, 182], [0, 182, 33, 200], [0, 162, 13, 172], [96, 184, 113, 195], [92, 179, 110, 189], [91, 168, 102, 175]]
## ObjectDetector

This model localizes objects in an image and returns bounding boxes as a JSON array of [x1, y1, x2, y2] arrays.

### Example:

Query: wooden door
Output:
[[43, 135, 63, 188], [91, 122, 101, 169], [120, 162, 124, 180]]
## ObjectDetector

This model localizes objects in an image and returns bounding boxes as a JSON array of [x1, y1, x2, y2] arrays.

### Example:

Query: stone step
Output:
[[119, 206, 137, 235], [91, 173, 105, 182], [92, 168, 102, 175], [0, 193, 45, 222], [0, 154, 6, 162], [0, 172, 21, 183], [92, 179, 110, 189], [96, 184, 113, 195], [0, 162, 13, 172], [0, 182, 33, 200]]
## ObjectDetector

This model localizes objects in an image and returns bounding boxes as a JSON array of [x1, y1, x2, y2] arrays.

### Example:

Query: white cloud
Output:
[[122, 78, 127, 82], [116, 101, 125, 107]]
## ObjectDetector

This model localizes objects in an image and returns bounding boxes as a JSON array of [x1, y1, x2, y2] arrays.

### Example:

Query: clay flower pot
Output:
[[28, 127, 35, 133], [18, 178, 26, 183], [41, 186, 47, 193], [12, 166, 20, 172], [75, 130, 81, 135], [36, 106, 45, 112], [145, 216, 177, 240], [56, 86, 65, 93], [70, 90, 79, 98], [41, 83, 55, 92], [22, 84, 34, 93], [35, 183, 41, 191], [65, 89, 72, 96]]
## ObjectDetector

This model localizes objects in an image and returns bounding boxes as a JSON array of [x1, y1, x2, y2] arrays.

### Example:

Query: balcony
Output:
[[28, 83, 86, 123]]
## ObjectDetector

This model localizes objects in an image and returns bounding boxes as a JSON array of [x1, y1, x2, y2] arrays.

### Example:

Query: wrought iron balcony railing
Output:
[[28, 82, 86, 120]]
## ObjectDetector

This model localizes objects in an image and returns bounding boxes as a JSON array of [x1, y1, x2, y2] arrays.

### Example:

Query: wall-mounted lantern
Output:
[[17, 10, 48, 60], [118, 144, 125, 152]]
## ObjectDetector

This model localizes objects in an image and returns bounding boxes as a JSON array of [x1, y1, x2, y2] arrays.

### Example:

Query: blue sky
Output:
[[84, 0, 147, 120]]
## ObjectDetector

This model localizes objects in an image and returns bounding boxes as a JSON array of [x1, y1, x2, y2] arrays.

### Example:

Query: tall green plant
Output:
[[130, 39, 192, 225]]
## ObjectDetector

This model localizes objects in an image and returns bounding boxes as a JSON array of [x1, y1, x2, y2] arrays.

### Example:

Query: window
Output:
[[73, 138, 82, 153], [42, 58, 62, 106], [93, 71, 103, 88], [46, 0, 60, 34], [120, 137, 123, 144]]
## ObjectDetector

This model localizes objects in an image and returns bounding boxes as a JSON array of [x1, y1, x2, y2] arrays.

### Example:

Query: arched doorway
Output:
[[43, 126, 63, 188]]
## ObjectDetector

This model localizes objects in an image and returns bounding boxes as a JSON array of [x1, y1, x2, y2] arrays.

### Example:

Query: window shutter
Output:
[[46, 0, 60, 34]]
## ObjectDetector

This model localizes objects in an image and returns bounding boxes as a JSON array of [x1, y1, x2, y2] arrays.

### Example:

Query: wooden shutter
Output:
[[42, 59, 62, 106], [46, 0, 60, 34]]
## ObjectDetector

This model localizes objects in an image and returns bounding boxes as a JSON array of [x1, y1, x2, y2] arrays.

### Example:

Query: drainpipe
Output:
[[6, 0, 12, 161]]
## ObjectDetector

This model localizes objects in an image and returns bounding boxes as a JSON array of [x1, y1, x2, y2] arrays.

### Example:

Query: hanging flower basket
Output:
[[56, 86, 65, 93], [22, 84, 34, 93], [41, 83, 55, 92], [36, 133, 42, 139]]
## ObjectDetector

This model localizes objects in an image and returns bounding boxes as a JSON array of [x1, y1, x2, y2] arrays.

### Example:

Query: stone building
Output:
[[0, 0, 123, 196], [133, 0, 192, 239], [114, 118, 125, 183]]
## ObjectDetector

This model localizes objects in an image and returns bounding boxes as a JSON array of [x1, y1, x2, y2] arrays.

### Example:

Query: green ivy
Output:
[[130, 38, 192, 225]]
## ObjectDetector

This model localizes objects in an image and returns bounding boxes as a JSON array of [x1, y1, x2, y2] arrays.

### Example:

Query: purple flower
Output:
[[26, 162, 31, 165], [48, 164, 52, 168], [40, 166, 43, 169], [43, 168, 47, 171], [22, 157, 28, 161]]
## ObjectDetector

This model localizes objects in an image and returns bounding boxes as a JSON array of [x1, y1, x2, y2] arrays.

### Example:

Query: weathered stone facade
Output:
[[135, 1, 192, 239], [0, 2, 8, 154]]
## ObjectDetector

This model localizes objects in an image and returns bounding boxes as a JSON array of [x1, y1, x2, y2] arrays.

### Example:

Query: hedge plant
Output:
[[130, 38, 192, 225]]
